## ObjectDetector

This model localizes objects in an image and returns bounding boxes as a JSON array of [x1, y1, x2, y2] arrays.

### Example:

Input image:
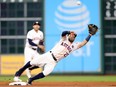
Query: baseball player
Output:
[[13, 24, 98, 85], [14, 21, 45, 82]]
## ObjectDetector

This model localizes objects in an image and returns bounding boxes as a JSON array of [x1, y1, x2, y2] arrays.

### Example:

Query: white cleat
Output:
[[13, 77, 22, 82]]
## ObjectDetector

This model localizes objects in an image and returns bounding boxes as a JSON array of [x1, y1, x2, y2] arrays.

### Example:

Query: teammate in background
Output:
[[14, 21, 45, 82], [13, 24, 98, 85]]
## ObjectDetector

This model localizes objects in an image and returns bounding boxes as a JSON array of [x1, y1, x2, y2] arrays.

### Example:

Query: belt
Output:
[[32, 48, 37, 50], [50, 51, 57, 61]]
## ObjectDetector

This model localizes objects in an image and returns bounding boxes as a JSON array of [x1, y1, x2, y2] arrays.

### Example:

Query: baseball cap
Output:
[[33, 21, 41, 26]]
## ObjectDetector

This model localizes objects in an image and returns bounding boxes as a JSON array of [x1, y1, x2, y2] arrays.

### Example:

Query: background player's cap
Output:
[[33, 21, 41, 26]]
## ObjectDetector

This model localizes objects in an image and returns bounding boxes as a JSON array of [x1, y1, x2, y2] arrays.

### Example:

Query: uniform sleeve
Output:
[[27, 31, 37, 46], [27, 31, 33, 39], [72, 42, 81, 51], [39, 32, 44, 45], [40, 32, 44, 40], [28, 39, 37, 46]]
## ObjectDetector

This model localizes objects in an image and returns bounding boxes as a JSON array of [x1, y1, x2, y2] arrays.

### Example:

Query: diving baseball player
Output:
[[13, 24, 98, 85], [14, 21, 45, 82]]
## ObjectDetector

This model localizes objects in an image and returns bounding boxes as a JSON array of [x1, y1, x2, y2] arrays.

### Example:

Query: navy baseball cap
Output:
[[33, 21, 41, 26]]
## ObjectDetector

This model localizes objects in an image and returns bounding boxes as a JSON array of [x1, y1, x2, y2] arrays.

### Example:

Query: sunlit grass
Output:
[[0, 75, 116, 82]]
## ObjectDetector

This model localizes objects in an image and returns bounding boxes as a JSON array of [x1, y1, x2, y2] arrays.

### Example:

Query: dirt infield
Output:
[[0, 82, 116, 87]]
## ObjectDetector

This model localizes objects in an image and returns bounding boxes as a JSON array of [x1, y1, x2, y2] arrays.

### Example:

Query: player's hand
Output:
[[37, 45, 45, 52]]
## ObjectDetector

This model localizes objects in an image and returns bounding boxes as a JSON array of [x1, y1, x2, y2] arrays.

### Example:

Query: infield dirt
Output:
[[0, 82, 116, 87]]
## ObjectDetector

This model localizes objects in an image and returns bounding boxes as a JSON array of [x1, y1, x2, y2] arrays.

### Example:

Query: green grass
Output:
[[0, 75, 116, 82]]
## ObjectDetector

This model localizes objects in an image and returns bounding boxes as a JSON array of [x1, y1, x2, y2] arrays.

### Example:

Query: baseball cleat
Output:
[[26, 83, 32, 85], [27, 78, 32, 85], [13, 77, 22, 82]]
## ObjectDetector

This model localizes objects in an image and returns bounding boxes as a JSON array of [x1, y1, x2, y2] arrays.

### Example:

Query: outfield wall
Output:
[[0, 0, 102, 75], [45, 0, 102, 73], [0, 55, 42, 75]]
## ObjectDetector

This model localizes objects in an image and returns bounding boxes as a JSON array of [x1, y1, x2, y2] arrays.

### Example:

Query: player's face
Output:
[[33, 25, 40, 31], [68, 33, 76, 43]]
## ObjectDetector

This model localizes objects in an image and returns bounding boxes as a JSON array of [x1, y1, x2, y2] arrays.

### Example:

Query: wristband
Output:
[[85, 35, 91, 41]]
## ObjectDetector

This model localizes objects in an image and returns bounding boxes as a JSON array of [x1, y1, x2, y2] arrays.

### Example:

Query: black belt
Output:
[[50, 51, 57, 61], [32, 48, 37, 50]]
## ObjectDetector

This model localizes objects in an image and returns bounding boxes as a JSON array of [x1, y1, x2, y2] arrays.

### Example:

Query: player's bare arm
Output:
[[77, 34, 92, 49]]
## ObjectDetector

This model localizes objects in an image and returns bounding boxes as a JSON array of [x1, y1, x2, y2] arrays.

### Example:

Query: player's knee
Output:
[[42, 71, 51, 76], [29, 66, 39, 70]]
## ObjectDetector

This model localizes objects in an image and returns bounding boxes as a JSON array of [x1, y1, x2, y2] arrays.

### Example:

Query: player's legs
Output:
[[27, 60, 56, 85], [14, 61, 32, 82], [24, 47, 35, 78], [26, 52, 56, 85], [42, 62, 56, 76], [25, 69, 31, 78], [28, 52, 40, 71], [29, 66, 39, 70], [26, 55, 45, 84], [27, 72, 45, 85], [26, 65, 39, 78]]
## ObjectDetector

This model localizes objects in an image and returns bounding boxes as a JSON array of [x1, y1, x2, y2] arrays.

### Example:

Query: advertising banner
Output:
[[1, 55, 41, 75]]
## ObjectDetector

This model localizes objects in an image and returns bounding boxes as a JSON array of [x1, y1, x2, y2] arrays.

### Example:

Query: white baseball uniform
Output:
[[24, 29, 43, 78], [30, 36, 79, 76]]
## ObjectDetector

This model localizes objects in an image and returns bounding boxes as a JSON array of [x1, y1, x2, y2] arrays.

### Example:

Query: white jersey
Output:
[[25, 29, 43, 49], [30, 36, 80, 76], [24, 29, 44, 78], [51, 37, 79, 61]]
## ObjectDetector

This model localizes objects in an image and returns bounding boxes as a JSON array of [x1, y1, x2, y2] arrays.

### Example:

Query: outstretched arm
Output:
[[77, 24, 98, 49], [77, 34, 92, 49]]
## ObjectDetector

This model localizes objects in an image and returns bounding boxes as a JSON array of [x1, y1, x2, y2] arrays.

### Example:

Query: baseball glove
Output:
[[37, 40, 45, 54], [88, 24, 98, 35]]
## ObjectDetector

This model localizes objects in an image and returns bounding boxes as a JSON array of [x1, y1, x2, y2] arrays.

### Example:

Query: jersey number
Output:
[[64, 52, 69, 57]]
